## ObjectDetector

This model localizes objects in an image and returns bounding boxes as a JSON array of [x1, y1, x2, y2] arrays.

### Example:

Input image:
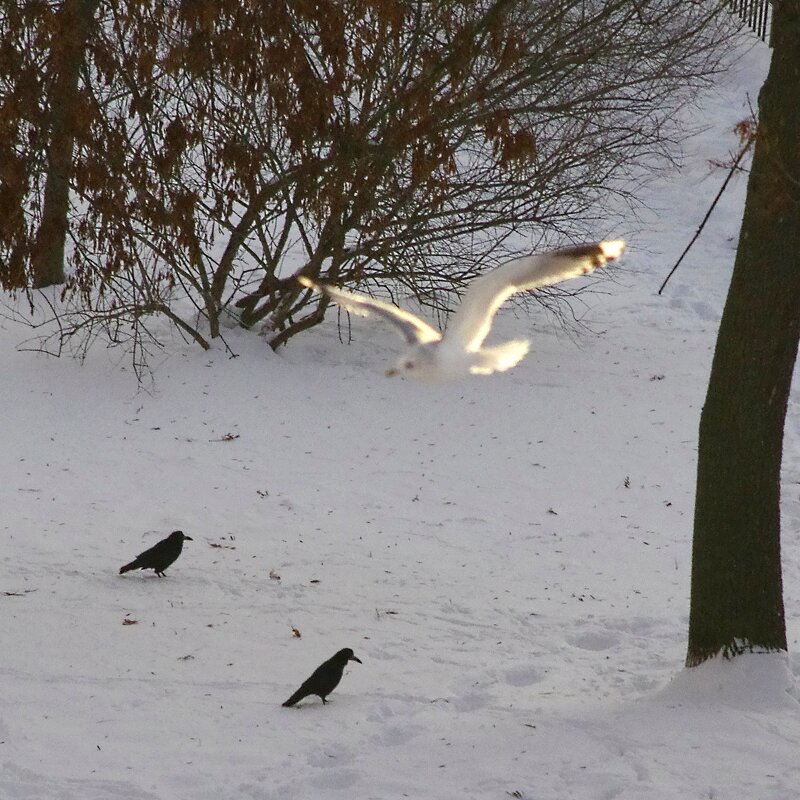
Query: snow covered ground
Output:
[[3, 34, 800, 800]]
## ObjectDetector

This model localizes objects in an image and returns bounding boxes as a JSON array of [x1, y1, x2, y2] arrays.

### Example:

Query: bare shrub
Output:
[[1, 1, 736, 362]]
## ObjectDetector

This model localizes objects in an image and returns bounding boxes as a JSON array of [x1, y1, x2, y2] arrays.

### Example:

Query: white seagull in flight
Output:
[[297, 240, 625, 379]]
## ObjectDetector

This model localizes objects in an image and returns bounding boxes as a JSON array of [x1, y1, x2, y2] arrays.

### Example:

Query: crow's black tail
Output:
[[282, 689, 306, 707]]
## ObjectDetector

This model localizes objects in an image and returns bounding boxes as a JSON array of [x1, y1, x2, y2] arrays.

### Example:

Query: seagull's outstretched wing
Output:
[[446, 240, 625, 352], [297, 276, 442, 345]]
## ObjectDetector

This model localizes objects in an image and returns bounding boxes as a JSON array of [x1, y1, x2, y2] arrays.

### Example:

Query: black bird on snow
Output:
[[119, 530, 193, 577], [282, 648, 362, 707]]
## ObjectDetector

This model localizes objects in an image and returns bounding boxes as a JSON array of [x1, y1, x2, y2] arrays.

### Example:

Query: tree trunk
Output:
[[31, 0, 98, 288], [685, 3, 800, 667]]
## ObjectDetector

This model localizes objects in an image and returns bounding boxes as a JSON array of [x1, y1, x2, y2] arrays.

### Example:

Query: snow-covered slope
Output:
[[3, 35, 800, 800]]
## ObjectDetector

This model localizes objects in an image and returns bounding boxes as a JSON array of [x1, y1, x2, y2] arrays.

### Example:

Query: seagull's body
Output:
[[298, 240, 625, 379]]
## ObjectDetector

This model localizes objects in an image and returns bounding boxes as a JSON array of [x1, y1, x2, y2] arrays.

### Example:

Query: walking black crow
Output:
[[119, 530, 193, 577], [282, 648, 362, 707]]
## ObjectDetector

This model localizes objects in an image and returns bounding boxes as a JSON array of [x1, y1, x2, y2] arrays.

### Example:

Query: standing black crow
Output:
[[282, 648, 362, 707], [119, 530, 193, 577]]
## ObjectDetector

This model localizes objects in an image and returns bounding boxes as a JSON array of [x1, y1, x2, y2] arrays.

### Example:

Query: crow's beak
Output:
[[350, 655, 362, 664], [183, 535, 193, 541]]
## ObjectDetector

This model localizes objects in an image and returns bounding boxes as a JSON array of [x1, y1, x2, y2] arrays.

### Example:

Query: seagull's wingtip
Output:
[[600, 240, 626, 260]]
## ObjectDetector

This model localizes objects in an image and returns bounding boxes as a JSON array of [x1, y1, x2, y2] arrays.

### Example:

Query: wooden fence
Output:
[[730, 0, 773, 44]]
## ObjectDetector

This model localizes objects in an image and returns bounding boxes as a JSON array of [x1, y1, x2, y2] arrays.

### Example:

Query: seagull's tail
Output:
[[469, 340, 530, 375]]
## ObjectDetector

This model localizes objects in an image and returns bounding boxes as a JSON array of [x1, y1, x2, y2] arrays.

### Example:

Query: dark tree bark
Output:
[[30, 0, 98, 288], [686, 3, 800, 667]]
